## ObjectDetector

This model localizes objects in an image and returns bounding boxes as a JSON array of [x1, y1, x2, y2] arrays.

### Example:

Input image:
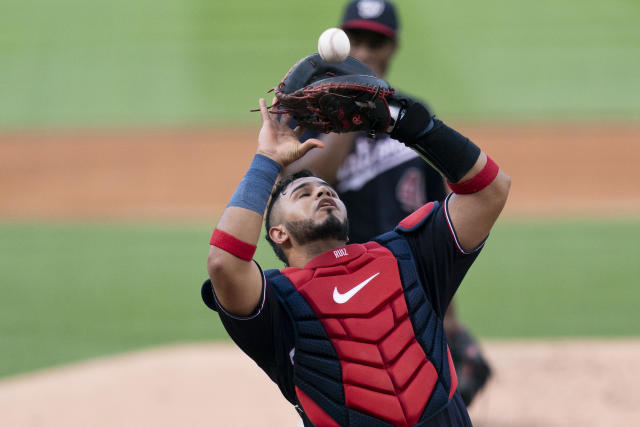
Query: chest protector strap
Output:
[[267, 232, 456, 427]]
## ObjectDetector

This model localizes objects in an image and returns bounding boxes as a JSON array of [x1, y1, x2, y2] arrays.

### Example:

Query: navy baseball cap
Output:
[[340, 0, 399, 40]]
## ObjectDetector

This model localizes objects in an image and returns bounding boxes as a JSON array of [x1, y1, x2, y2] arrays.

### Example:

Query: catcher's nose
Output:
[[315, 185, 335, 199]]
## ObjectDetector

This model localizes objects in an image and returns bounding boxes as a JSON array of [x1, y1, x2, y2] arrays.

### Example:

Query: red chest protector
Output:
[[267, 228, 457, 427]]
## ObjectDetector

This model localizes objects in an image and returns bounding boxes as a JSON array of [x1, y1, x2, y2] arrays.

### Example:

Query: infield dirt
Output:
[[0, 341, 639, 427], [1, 124, 639, 426], [2, 123, 640, 220]]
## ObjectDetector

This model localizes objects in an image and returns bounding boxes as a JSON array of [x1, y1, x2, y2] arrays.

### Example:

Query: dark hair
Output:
[[264, 169, 315, 266]]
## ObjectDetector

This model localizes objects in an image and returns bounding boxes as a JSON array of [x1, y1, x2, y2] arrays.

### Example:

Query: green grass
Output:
[[456, 219, 640, 338], [398, 0, 640, 122], [1, 219, 638, 377], [0, 222, 277, 377], [1, 0, 639, 128]]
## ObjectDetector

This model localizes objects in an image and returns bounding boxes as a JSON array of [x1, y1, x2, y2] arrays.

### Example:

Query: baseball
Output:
[[318, 28, 350, 63]]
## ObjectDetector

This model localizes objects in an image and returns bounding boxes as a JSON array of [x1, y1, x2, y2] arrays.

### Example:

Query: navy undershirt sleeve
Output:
[[401, 198, 484, 318], [212, 273, 297, 405]]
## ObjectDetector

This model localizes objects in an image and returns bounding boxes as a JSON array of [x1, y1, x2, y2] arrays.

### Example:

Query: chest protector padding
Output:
[[267, 232, 456, 427]]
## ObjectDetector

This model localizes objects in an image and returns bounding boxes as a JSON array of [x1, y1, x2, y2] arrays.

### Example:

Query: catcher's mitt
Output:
[[271, 53, 395, 135]]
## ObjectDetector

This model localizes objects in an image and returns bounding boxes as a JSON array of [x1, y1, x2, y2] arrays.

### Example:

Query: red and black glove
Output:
[[271, 53, 395, 135]]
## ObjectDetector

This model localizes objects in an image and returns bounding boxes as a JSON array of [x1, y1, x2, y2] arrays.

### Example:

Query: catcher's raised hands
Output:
[[256, 98, 324, 167]]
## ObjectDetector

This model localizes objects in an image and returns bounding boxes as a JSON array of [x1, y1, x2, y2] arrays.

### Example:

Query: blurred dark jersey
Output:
[[336, 132, 446, 243]]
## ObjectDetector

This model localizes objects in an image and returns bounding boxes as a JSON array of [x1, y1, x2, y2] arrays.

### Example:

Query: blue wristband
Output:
[[228, 154, 281, 215]]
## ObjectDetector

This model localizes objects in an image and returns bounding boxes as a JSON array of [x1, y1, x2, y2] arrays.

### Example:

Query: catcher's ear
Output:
[[269, 225, 289, 246]]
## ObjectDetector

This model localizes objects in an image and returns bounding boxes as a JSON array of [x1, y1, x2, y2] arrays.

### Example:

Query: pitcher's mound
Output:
[[1, 340, 639, 427]]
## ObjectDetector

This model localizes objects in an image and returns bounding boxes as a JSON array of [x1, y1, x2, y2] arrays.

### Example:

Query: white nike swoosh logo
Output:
[[332, 272, 380, 304]]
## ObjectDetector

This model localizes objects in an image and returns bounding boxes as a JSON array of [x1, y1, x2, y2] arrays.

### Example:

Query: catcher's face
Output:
[[270, 177, 348, 246]]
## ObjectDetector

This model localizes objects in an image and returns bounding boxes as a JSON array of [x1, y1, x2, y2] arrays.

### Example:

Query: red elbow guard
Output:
[[447, 156, 499, 194], [210, 229, 257, 261]]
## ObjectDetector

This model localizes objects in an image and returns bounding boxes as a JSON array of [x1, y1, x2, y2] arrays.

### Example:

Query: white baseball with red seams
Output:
[[318, 28, 350, 63]]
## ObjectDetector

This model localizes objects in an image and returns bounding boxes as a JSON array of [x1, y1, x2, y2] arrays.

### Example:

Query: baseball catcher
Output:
[[202, 52, 510, 426]]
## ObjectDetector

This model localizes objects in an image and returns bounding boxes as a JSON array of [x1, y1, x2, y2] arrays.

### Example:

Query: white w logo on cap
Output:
[[357, 0, 385, 19]]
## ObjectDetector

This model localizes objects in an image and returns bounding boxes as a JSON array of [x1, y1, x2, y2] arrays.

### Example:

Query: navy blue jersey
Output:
[[202, 197, 482, 426], [336, 133, 446, 243]]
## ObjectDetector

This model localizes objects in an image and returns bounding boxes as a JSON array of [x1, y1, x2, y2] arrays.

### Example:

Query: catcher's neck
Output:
[[287, 239, 347, 269]]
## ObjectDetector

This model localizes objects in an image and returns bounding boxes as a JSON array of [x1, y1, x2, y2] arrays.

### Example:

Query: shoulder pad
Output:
[[395, 202, 437, 233], [264, 268, 283, 280]]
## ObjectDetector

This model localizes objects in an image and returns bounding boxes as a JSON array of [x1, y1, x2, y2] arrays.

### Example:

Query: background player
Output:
[[285, 0, 491, 405]]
